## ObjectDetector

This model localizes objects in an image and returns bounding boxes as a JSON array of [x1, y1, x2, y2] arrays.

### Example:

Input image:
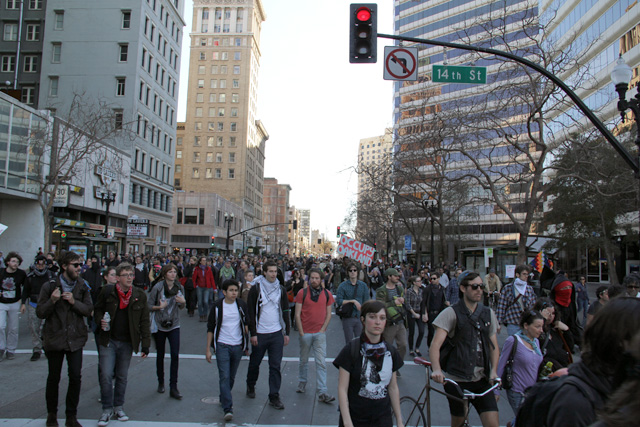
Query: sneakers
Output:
[[318, 393, 336, 403], [223, 412, 233, 421], [409, 351, 416, 357], [296, 382, 306, 393], [64, 415, 82, 427], [114, 407, 129, 421], [415, 349, 422, 357], [97, 411, 111, 427], [5, 352, 15, 360], [46, 412, 58, 427], [31, 352, 42, 361], [246, 386, 255, 398], [0, 350, 5, 361], [269, 396, 285, 410], [169, 388, 183, 400]]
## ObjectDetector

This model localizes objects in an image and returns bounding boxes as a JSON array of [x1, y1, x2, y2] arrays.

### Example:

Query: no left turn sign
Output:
[[383, 46, 418, 81]]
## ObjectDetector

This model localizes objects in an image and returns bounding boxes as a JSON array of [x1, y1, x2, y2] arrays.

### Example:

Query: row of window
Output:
[[138, 80, 175, 125], [193, 121, 239, 132], [188, 167, 235, 180], [182, 151, 236, 163], [0, 54, 36, 72], [133, 148, 172, 185], [141, 47, 178, 97], [194, 93, 240, 105], [199, 51, 242, 61], [135, 114, 174, 153], [196, 64, 241, 77], [131, 183, 172, 213], [4, 0, 42, 10], [193, 106, 239, 118], [2, 22, 40, 41], [176, 135, 237, 149]]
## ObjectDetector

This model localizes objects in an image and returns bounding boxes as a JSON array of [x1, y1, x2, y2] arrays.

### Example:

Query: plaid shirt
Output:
[[496, 282, 536, 325], [405, 286, 423, 313]]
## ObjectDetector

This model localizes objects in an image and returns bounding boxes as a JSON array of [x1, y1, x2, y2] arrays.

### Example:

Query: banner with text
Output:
[[337, 235, 375, 266]]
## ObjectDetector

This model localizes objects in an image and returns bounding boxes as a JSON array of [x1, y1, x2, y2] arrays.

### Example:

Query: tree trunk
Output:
[[602, 239, 619, 285], [517, 231, 528, 265]]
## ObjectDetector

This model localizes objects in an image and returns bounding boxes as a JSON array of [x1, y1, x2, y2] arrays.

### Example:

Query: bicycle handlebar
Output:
[[443, 377, 502, 398]]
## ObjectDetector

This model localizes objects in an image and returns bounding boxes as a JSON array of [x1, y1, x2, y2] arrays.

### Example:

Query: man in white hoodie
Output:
[[245, 260, 290, 410]]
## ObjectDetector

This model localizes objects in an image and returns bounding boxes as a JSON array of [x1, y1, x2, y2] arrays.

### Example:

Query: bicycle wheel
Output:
[[396, 396, 427, 427]]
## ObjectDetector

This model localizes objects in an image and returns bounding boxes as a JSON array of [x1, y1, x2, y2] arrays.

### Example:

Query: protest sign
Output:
[[337, 235, 375, 266]]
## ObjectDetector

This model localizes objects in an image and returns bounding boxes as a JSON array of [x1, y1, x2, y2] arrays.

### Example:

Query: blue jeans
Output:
[[155, 328, 180, 388], [577, 299, 589, 325], [197, 287, 212, 317], [216, 342, 243, 412], [99, 339, 133, 410], [341, 317, 362, 344], [246, 331, 284, 399], [507, 389, 524, 424], [507, 324, 521, 336], [298, 332, 328, 395]]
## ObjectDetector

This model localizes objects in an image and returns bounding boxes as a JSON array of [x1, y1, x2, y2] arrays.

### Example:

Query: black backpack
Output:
[[515, 375, 599, 427]]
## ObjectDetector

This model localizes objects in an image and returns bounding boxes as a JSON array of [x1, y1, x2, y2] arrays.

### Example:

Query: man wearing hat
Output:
[[376, 268, 408, 364]]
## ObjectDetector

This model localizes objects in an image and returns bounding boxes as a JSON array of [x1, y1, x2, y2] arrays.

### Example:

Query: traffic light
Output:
[[349, 4, 377, 63], [61, 231, 67, 239], [293, 220, 298, 230], [337, 226, 341, 237], [211, 235, 215, 247]]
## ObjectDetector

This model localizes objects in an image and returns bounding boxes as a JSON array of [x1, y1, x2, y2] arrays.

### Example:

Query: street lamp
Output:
[[422, 198, 438, 269], [611, 55, 639, 148], [99, 189, 117, 238], [224, 213, 234, 255]]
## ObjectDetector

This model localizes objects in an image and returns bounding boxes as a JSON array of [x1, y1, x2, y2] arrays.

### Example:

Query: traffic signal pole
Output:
[[375, 32, 639, 174]]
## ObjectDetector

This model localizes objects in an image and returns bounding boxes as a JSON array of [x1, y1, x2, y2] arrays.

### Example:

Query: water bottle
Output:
[[177, 290, 183, 299], [103, 312, 111, 331], [539, 361, 553, 379]]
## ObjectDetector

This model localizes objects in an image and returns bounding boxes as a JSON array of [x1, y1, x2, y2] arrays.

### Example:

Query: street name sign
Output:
[[432, 65, 487, 84]]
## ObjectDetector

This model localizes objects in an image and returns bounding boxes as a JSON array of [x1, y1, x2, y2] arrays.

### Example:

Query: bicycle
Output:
[[398, 357, 502, 427]]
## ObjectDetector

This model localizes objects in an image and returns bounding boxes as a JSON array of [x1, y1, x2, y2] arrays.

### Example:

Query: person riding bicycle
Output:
[[483, 269, 502, 307], [429, 271, 501, 427]]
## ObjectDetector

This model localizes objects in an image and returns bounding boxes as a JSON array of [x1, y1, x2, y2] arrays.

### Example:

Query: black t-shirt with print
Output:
[[0, 268, 27, 304], [333, 340, 403, 423]]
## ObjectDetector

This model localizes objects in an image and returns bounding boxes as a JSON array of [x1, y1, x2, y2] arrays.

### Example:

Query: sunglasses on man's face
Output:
[[467, 283, 485, 291]]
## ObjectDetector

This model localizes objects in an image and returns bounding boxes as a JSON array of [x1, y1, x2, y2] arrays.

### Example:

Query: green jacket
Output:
[[93, 285, 151, 353], [376, 284, 406, 324]]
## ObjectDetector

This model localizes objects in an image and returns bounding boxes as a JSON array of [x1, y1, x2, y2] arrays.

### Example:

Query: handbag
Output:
[[502, 335, 518, 389], [336, 302, 355, 318]]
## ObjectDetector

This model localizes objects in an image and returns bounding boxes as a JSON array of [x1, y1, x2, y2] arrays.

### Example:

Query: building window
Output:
[[192, 169, 200, 179], [233, 65, 240, 74], [29, 0, 43, 10], [219, 79, 227, 88], [194, 136, 201, 146], [209, 94, 216, 102], [1, 55, 16, 72], [53, 11, 64, 30], [3, 23, 18, 41], [114, 110, 124, 129], [197, 79, 204, 88], [206, 168, 213, 179], [217, 122, 224, 131], [229, 152, 235, 163], [119, 44, 129, 62], [23, 55, 38, 72], [228, 168, 235, 179], [230, 122, 237, 132], [218, 107, 225, 117], [216, 153, 222, 162], [232, 79, 239, 88], [26, 24, 40, 41], [220, 65, 227, 74], [6, 0, 18, 9], [217, 136, 223, 146], [176, 150, 182, 159], [116, 77, 126, 96], [49, 77, 59, 97], [200, 52, 206, 60], [219, 93, 226, 103], [196, 93, 204, 102], [21, 87, 35, 105], [198, 65, 205, 74], [206, 152, 213, 162], [231, 93, 239, 103], [229, 136, 236, 147], [215, 168, 221, 179], [206, 136, 214, 147], [231, 108, 238, 117], [208, 107, 216, 117], [52, 43, 62, 63], [195, 107, 203, 117], [234, 52, 241, 60], [208, 122, 215, 131], [122, 10, 131, 29], [194, 122, 202, 130], [193, 152, 201, 162]]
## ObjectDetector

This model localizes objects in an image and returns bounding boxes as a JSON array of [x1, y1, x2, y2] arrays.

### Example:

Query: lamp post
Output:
[[224, 213, 234, 255], [99, 189, 116, 238], [422, 198, 438, 269], [611, 55, 640, 149]]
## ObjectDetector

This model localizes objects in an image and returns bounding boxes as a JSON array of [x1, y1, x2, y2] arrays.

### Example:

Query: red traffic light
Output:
[[356, 7, 371, 22]]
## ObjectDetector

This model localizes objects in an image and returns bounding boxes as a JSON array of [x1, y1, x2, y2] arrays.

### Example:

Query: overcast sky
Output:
[[177, 0, 395, 239]]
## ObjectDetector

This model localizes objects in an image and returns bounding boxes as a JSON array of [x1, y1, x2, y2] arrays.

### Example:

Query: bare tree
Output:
[[27, 94, 133, 251]]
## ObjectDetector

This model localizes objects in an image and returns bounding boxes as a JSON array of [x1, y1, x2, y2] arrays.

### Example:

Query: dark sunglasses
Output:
[[70, 263, 83, 268], [348, 269, 358, 272], [430, 277, 438, 281], [627, 285, 640, 289], [467, 283, 485, 290]]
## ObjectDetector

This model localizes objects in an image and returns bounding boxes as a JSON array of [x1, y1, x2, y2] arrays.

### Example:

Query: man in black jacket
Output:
[[37, 251, 93, 427]]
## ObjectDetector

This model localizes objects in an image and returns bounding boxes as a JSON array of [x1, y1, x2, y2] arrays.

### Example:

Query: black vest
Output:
[[441, 300, 493, 381]]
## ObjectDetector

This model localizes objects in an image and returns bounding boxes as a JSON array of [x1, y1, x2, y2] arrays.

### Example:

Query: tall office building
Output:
[[393, 0, 542, 268], [357, 128, 393, 246], [174, 0, 268, 248], [263, 177, 291, 254], [29, 0, 186, 255], [299, 208, 311, 243]]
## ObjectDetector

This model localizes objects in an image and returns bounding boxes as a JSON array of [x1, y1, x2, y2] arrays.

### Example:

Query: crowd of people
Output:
[[0, 249, 639, 427]]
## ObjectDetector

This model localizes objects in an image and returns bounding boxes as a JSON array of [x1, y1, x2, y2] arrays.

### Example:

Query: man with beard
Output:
[[37, 252, 93, 427], [0, 251, 28, 361], [21, 255, 56, 361]]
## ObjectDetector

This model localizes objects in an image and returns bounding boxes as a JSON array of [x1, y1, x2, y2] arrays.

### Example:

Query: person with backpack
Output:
[[429, 271, 500, 427], [205, 278, 249, 422], [496, 265, 536, 336], [336, 263, 369, 344], [294, 268, 335, 403], [21, 255, 56, 361], [496, 310, 544, 423], [534, 298, 572, 371], [516, 297, 640, 427], [376, 268, 408, 364], [333, 300, 404, 427]]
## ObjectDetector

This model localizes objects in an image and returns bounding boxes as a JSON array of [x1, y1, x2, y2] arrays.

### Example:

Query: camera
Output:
[[160, 320, 173, 328]]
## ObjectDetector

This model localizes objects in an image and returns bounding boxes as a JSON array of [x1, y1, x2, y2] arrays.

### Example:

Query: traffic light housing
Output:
[[349, 4, 377, 63], [211, 236, 215, 247], [337, 226, 341, 237], [293, 220, 298, 230]]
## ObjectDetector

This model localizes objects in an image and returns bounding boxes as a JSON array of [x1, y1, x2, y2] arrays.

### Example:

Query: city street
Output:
[[0, 303, 517, 427]]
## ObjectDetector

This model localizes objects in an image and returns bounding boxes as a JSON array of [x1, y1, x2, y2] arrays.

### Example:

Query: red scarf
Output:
[[116, 284, 132, 309]]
